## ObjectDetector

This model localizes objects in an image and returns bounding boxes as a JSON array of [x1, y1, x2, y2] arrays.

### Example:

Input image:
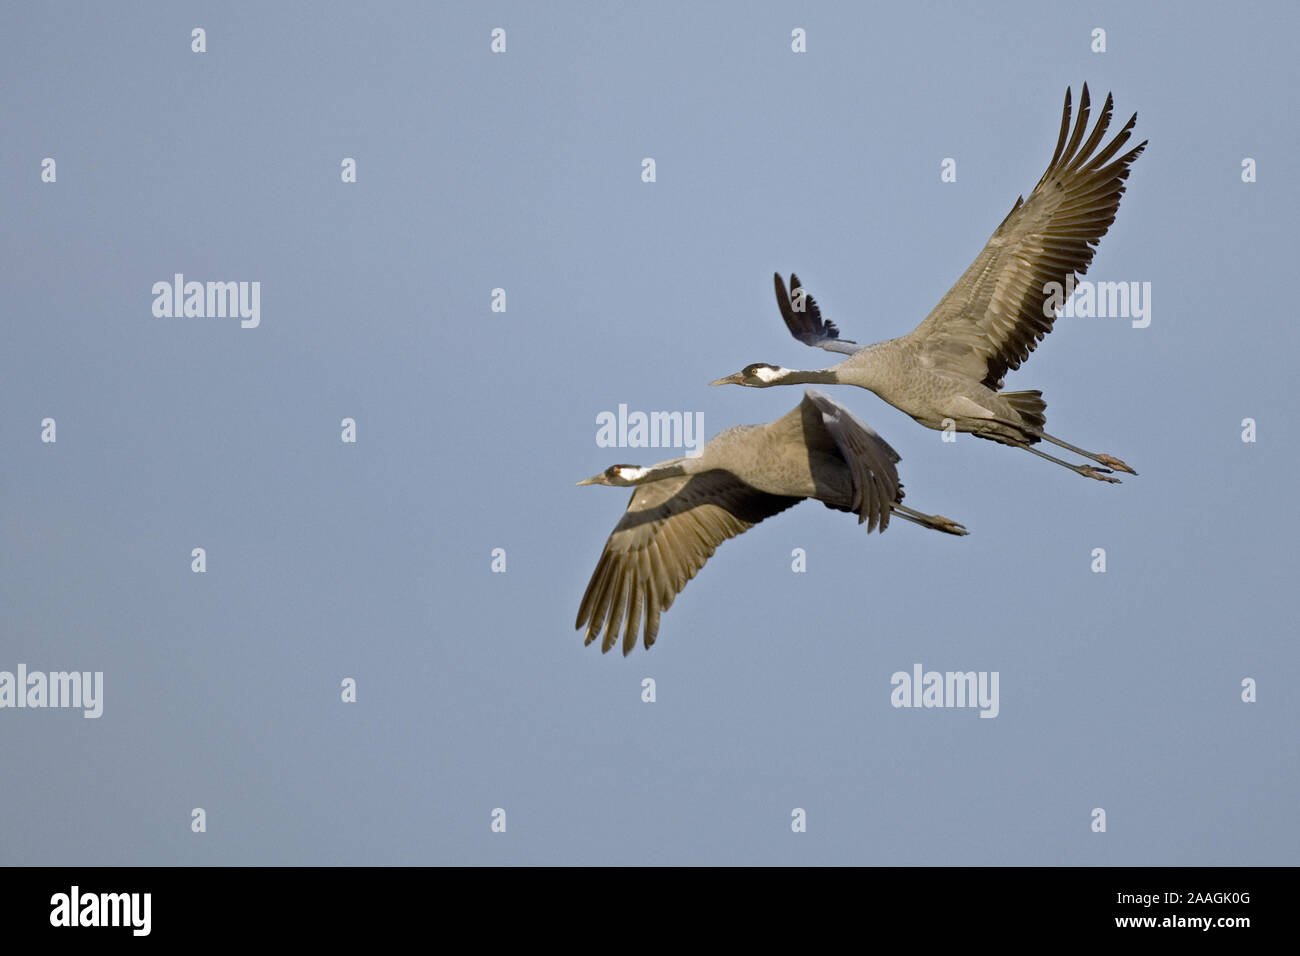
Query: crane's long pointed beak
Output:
[[576, 475, 601, 486], [709, 374, 740, 386]]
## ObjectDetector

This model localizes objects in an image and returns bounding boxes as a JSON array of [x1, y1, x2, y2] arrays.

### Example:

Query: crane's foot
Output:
[[1078, 465, 1121, 483], [1096, 453, 1137, 475], [929, 514, 968, 536]]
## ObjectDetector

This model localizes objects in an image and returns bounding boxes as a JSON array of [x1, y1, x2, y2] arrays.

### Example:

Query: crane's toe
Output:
[[1096, 453, 1137, 475], [1080, 466, 1121, 484], [935, 515, 969, 536]]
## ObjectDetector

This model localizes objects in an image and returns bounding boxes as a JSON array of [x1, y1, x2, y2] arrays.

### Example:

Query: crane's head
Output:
[[709, 362, 784, 387], [576, 464, 649, 487]]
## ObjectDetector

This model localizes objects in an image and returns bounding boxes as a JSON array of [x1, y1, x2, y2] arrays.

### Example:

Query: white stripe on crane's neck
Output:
[[613, 465, 651, 483]]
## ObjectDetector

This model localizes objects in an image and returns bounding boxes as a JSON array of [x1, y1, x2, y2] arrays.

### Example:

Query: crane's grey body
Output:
[[744, 334, 1043, 444], [875, 340, 1032, 441], [576, 389, 965, 655], [712, 85, 1146, 482]]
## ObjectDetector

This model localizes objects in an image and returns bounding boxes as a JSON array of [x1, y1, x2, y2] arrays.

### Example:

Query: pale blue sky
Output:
[[2, 1, 1296, 864]]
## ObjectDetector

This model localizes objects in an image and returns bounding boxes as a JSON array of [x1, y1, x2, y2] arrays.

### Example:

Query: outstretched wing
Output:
[[774, 273, 864, 356], [576, 471, 801, 655], [906, 85, 1147, 390], [801, 389, 902, 532]]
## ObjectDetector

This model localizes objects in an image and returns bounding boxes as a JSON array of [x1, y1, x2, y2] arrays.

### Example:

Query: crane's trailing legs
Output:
[[1020, 443, 1121, 483], [1039, 433, 1137, 475]]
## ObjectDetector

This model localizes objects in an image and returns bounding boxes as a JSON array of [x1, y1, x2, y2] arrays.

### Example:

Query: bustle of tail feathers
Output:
[[1002, 390, 1047, 439]]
